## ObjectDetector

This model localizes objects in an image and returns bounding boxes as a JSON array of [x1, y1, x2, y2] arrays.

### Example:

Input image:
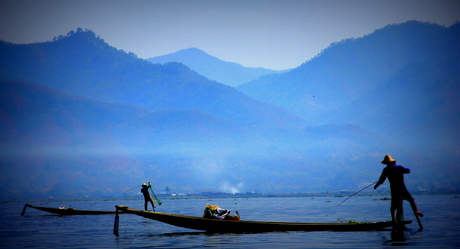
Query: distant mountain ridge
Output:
[[0, 30, 305, 129], [238, 21, 460, 153], [238, 21, 459, 117], [147, 47, 286, 87]]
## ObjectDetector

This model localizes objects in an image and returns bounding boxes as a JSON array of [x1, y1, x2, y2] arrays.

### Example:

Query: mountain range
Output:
[[0, 21, 459, 199], [0, 30, 305, 129], [147, 47, 286, 87], [238, 21, 460, 154]]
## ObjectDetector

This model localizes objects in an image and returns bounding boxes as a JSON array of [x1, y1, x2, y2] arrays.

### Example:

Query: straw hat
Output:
[[381, 155, 396, 164]]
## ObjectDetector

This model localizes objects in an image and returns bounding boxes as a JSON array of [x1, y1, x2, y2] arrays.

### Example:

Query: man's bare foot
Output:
[[415, 211, 424, 217]]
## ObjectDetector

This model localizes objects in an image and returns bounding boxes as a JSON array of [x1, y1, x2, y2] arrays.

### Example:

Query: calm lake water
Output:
[[1, 195, 459, 248]]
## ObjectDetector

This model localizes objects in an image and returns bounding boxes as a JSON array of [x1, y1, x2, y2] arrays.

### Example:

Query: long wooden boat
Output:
[[22, 204, 123, 216], [115, 205, 411, 233]]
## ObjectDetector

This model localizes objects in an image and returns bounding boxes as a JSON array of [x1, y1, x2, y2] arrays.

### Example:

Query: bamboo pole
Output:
[[113, 206, 120, 236], [396, 196, 404, 222]]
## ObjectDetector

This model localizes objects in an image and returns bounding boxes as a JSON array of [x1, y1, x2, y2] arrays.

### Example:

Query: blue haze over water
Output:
[[1, 195, 459, 248]]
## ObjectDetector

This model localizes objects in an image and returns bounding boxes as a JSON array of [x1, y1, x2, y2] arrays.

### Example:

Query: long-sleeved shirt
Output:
[[377, 164, 410, 192]]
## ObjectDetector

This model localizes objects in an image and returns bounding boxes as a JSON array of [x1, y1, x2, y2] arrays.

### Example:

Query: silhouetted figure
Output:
[[374, 155, 423, 222], [141, 182, 155, 211]]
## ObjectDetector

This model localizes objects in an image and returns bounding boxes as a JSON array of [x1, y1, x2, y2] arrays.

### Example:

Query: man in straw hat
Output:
[[374, 155, 423, 222], [141, 182, 156, 211]]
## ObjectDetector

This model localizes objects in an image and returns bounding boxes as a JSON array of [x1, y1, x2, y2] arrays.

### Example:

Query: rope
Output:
[[337, 181, 378, 206]]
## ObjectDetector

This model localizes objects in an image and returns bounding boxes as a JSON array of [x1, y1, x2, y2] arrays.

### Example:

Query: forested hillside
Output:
[[238, 21, 460, 154], [0, 30, 305, 128]]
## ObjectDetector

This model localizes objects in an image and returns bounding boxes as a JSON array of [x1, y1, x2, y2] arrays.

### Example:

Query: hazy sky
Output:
[[1, 0, 459, 70]]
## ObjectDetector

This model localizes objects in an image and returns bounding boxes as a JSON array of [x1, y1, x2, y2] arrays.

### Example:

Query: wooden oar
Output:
[[21, 204, 27, 216], [411, 205, 423, 230]]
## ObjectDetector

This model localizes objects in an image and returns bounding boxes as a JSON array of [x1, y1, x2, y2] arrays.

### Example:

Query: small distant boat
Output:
[[114, 205, 411, 233], [22, 204, 123, 216]]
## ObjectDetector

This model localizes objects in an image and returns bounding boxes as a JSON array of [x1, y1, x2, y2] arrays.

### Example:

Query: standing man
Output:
[[141, 182, 155, 211], [374, 155, 424, 222]]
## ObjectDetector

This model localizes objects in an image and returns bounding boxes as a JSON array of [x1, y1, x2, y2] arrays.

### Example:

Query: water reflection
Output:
[[389, 228, 409, 246], [382, 227, 423, 246]]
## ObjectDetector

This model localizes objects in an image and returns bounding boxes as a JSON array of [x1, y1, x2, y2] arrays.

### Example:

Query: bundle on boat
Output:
[[202, 204, 240, 221]]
